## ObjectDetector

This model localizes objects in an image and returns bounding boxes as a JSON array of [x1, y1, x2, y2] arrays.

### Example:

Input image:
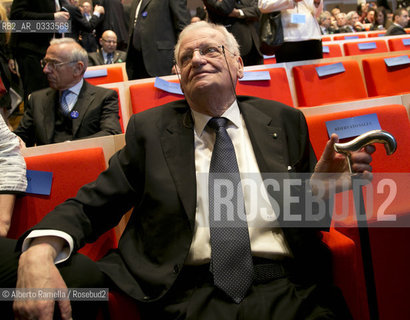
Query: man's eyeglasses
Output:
[[101, 39, 117, 45], [178, 45, 233, 68], [40, 59, 77, 70]]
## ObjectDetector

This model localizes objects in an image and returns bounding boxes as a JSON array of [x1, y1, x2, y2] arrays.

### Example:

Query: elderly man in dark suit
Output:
[[88, 30, 127, 66], [204, 0, 263, 66], [14, 38, 122, 147], [125, 0, 190, 79], [1, 21, 374, 320]]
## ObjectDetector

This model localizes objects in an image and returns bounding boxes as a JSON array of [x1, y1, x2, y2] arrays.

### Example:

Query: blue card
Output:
[[315, 62, 345, 77], [26, 170, 53, 196], [325, 114, 381, 140], [322, 46, 330, 53], [345, 35, 359, 40], [378, 33, 385, 37], [84, 69, 107, 79], [291, 14, 306, 24], [384, 55, 410, 67], [239, 71, 271, 82], [154, 77, 184, 95], [358, 42, 377, 50], [402, 38, 410, 46]]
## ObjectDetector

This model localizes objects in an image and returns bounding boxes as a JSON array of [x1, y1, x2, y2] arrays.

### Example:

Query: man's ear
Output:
[[73, 61, 85, 76], [236, 55, 244, 79]]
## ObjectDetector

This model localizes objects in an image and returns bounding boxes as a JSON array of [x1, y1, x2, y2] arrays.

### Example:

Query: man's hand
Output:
[[94, 5, 105, 15], [54, 12, 70, 22], [311, 134, 375, 196], [13, 238, 72, 320]]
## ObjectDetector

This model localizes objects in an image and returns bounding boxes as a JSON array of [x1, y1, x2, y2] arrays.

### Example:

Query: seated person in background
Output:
[[1, 21, 374, 320], [318, 11, 338, 34], [370, 7, 388, 30], [385, 8, 409, 35], [346, 11, 366, 32], [335, 12, 353, 33], [14, 38, 122, 147], [0, 115, 27, 237], [88, 30, 127, 66]]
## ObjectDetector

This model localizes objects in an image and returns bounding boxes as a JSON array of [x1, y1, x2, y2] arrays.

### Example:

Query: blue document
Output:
[[315, 63, 345, 77], [154, 77, 184, 95], [239, 71, 271, 82], [345, 35, 359, 40], [358, 42, 377, 50], [84, 69, 107, 78], [402, 38, 410, 46], [290, 14, 306, 24], [325, 114, 381, 139], [384, 55, 410, 67], [322, 46, 330, 53], [26, 170, 53, 196]]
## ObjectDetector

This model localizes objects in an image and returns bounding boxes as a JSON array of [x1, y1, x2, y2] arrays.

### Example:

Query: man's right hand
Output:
[[54, 12, 70, 22], [13, 238, 72, 320]]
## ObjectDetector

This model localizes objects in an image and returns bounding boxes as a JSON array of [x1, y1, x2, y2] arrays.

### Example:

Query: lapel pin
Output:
[[272, 132, 278, 139], [70, 110, 79, 119]]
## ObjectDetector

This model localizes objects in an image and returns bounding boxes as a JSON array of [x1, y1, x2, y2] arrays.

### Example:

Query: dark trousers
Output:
[[126, 45, 151, 80], [14, 50, 49, 107], [0, 237, 352, 320], [275, 40, 323, 63]]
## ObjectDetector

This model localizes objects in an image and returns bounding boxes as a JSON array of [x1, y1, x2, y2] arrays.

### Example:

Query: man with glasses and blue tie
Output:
[[2, 21, 374, 319], [13, 38, 122, 147], [88, 30, 127, 66]]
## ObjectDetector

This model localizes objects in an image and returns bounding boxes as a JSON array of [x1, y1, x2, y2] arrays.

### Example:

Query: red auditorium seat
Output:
[[305, 104, 410, 320], [8, 148, 117, 261], [333, 34, 366, 41], [292, 60, 367, 107], [85, 65, 125, 86], [387, 36, 410, 52], [343, 39, 388, 56], [322, 43, 343, 59], [362, 54, 410, 97], [236, 68, 293, 106], [367, 31, 386, 37], [322, 36, 332, 42], [129, 80, 184, 114]]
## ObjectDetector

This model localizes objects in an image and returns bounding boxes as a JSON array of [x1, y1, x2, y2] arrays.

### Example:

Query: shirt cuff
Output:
[[238, 9, 245, 17], [22, 230, 74, 264], [93, 12, 101, 18]]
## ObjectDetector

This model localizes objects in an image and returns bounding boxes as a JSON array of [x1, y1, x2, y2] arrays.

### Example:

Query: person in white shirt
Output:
[[258, 0, 323, 62]]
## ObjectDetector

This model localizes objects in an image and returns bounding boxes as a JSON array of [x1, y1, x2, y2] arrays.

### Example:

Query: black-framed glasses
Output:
[[178, 45, 227, 68], [101, 39, 117, 45], [40, 59, 77, 70]]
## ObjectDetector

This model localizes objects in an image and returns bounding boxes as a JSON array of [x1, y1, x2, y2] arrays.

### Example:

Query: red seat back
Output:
[[387, 36, 410, 52], [85, 66, 125, 86], [334, 34, 367, 41], [293, 60, 367, 107], [236, 68, 293, 106], [343, 39, 388, 56], [322, 43, 343, 59], [362, 54, 410, 97], [8, 148, 117, 261]]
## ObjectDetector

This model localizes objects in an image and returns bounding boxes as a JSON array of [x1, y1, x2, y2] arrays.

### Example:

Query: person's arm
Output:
[[170, 0, 191, 34], [10, 0, 57, 20], [258, 0, 296, 13], [0, 194, 16, 237], [13, 236, 72, 320]]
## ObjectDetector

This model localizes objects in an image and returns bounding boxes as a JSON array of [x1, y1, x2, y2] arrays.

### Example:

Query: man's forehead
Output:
[[180, 28, 224, 50], [46, 44, 69, 59]]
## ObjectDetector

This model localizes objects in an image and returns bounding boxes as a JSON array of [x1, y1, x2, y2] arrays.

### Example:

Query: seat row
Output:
[[321, 28, 410, 42]]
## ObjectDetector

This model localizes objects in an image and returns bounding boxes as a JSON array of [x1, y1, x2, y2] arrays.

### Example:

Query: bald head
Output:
[[100, 30, 118, 54]]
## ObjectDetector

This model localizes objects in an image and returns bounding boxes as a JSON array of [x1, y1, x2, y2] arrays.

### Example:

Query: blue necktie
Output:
[[107, 53, 114, 64], [208, 117, 254, 303], [60, 90, 70, 116]]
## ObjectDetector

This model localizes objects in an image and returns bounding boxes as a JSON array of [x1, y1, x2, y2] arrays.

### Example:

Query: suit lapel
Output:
[[72, 81, 94, 136], [239, 101, 288, 173], [159, 104, 197, 229]]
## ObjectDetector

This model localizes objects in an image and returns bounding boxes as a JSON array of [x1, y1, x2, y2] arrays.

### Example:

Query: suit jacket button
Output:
[[173, 264, 179, 274], [143, 296, 150, 301], [272, 133, 278, 139]]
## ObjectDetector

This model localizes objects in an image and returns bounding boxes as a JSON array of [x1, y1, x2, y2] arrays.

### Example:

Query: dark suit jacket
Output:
[[385, 24, 406, 36], [60, 0, 103, 42], [14, 81, 122, 147], [204, 0, 262, 61], [25, 96, 331, 302], [9, 0, 56, 55], [88, 50, 127, 66], [126, 0, 190, 77]]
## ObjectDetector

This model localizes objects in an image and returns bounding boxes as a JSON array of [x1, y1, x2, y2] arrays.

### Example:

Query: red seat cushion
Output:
[[343, 40, 388, 56], [85, 66, 125, 86]]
